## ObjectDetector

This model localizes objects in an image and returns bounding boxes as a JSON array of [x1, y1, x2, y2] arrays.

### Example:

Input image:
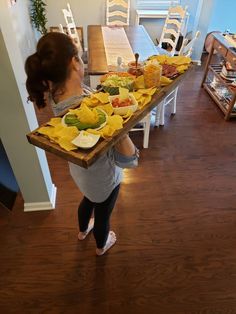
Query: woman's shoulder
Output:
[[50, 94, 84, 116]]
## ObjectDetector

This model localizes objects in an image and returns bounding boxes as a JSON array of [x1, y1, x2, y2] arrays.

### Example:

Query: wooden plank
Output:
[[88, 26, 108, 75], [27, 65, 194, 168]]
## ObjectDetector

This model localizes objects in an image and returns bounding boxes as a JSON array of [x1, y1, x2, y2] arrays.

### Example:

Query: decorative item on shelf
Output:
[[220, 62, 236, 81], [30, 0, 47, 35]]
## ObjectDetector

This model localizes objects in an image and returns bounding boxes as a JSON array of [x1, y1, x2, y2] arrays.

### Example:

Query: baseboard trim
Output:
[[24, 184, 57, 212]]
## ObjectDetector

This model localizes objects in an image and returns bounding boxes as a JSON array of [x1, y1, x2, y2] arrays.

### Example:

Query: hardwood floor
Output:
[[1, 61, 236, 314]]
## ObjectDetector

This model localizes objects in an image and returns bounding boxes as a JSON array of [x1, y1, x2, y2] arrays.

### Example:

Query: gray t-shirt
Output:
[[50, 90, 138, 203]]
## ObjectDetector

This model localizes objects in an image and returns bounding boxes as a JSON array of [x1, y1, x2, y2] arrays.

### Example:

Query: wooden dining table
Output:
[[87, 25, 159, 88]]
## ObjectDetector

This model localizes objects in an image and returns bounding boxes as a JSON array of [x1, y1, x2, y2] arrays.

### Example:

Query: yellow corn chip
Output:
[[86, 129, 101, 135], [57, 137, 78, 151], [92, 92, 109, 104], [107, 115, 123, 130], [100, 125, 116, 138], [130, 91, 143, 101], [80, 97, 95, 107], [137, 87, 157, 96], [56, 126, 79, 139], [47, 117, 62, 127], [176, 64, 189, 73], [149, 55, 168, 64], [166, 56, 191, 66], [122, 109, 133, 119], [160, 76, 173, 86], [37, 126, 55, 137], [90, 97, 100, 104], [122, 109, 133, 123], [139, 95, 152, 108], [76, 104, 99, 124], [134, 75, 145, 89], [143, 94, 152, 106], [97, 103, 114, 116]]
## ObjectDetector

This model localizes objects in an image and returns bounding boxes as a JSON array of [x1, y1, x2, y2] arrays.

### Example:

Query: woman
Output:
[[25, 32, 138, 256]]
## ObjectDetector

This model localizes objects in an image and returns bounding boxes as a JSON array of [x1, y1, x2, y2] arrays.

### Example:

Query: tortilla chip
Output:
[[86, 129, 101, 135], [160, 76, 173, 86], [37, 126, 55, 137], [53, 124, 66, 135], [139, 95, 152, 108], [47, 117, 62, 127], [134, 75, 145, 89], [76, 104, 99, 124], [100, 125, 116, 138], [80, 97, 94, 107], [137, 87, 157, 96], [56, 126, 79, 139], [57, 137, 78, 151], [176, 64, 189, 73], [122, 109, 133, 123], [166, 56, 191, 66], [107, 115, 123, 130], [96, 103, 114, 116], [92, 92, 109, 104], [130, 91, 143, 101], [149, 55, 168, 64]]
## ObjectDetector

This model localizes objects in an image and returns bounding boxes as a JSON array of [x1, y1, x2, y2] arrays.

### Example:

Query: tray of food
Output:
[[27, 55, 194, 168]]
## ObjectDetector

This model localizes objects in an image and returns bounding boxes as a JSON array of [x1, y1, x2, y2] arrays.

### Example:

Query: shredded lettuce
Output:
[[102, 75, 134, 87]]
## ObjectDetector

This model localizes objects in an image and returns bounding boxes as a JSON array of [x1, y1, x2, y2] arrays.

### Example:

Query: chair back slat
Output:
[[106, 0, 130, 26], [159, 5, 188, 56], [108, 0, 128, 8]]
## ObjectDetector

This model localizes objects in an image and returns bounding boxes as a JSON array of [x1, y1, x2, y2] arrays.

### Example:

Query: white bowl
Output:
[[109, 93, 138, 116], [71, 131, 100, 149]]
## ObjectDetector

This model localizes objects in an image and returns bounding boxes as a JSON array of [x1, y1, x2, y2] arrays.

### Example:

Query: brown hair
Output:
[[25, 32, 78, 109]]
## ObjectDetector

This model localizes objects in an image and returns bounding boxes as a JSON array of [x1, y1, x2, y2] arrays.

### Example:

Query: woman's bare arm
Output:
[[114, 134, 136, 157]]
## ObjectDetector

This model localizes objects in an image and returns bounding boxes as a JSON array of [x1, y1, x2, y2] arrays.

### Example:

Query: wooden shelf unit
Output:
[[201, 33, 236, 120]]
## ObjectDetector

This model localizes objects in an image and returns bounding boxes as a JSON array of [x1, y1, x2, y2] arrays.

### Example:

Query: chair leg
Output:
[[170, 87, 179, 115], [159, 101, 165, 126], [143, 113, 151, 149], [154, 104, 162, 127]]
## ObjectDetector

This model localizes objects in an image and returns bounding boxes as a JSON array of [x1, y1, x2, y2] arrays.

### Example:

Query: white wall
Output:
[[0, 0, 56, 211], [208, 0, 236, 33]]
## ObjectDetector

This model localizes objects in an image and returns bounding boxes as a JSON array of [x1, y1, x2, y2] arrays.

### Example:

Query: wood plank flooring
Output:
[[1, 60, 236, 314]]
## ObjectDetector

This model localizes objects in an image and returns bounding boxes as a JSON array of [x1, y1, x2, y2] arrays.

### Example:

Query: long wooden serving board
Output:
[[27, 65, 194, 168]]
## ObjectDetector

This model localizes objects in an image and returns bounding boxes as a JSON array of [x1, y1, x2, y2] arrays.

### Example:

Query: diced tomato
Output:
[[112, 97, 132, 108]]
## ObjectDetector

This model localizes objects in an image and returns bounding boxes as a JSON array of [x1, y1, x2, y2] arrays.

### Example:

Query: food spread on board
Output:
[[36, 55, 192, 151]]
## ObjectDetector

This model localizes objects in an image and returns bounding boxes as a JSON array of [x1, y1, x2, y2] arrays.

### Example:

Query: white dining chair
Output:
[[154, 31, 200, 127], [179, 30, 201, 57], [62, 3, 84, 58], [158, 6, 188, 57], [130, 113, 151, 149], [106, 0, 130, 26]]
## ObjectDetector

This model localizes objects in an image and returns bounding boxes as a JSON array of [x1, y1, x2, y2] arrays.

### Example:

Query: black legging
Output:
[[78, 185, 120, 248]]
